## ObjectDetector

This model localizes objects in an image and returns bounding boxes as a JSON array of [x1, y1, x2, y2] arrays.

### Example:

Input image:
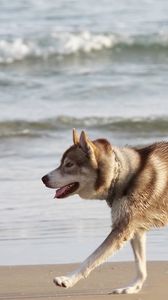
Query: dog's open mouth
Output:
[[55, 182, 79, 199]]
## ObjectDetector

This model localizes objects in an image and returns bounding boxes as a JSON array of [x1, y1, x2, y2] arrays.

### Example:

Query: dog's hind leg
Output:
[[113, 230, 147, 294]]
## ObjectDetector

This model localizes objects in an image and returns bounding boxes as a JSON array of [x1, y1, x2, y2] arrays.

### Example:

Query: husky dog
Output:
[[42, 129, 168, 294]]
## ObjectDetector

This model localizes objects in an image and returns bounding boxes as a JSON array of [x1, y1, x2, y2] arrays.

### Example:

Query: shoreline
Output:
[[1, 261, 168, 300]]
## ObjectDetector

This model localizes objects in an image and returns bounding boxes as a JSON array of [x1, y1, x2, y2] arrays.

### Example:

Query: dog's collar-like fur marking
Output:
[[106, 150, 121, 207]]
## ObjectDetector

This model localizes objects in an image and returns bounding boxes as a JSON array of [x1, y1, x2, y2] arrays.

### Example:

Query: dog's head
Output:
[[42, 129, 115, 200]]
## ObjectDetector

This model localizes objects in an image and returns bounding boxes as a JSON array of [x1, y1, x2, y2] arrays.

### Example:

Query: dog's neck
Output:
[[106, 149, 121, 207], [106, 146, 140, 207]]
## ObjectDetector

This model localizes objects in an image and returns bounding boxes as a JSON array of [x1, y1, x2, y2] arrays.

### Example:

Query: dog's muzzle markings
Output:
[[42, 129, 168, 294], [42, 175, 79, 198]]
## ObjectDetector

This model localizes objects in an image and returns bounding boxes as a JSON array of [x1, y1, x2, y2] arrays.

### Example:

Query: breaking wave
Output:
[[1, 31, 168, 64], [1, 116, 168, 138]]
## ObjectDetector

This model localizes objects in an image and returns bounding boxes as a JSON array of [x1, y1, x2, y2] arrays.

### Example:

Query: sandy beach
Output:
[[0, 261, 168, 300]]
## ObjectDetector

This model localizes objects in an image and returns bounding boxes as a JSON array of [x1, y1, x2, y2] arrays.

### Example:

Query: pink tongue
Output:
[[55, 185, 69, 198]]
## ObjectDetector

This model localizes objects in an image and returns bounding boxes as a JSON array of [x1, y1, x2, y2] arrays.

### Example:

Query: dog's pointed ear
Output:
[[73, 128, 79, 145], [79, 131, 90, 153], [79, 130, 94, 154], [79, 131, 98, 167]]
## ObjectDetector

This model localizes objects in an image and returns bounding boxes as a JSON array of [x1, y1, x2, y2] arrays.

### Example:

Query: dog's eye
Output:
[[65, 162, 74, 168]]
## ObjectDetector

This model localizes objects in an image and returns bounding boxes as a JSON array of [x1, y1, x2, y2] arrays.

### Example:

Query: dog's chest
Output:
[[110, 196, 129, 224]]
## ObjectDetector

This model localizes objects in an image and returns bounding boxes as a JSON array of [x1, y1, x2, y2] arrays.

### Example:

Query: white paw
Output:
[[53, 275, 76, 288], [112, 284, 142, 294]]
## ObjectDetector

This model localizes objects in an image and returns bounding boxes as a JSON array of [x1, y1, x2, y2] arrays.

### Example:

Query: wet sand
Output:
[[0, 262, 168, 300]]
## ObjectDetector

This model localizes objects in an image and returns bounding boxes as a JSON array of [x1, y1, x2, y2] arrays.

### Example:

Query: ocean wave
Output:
[[1, 116, 168, 138], [1, 31, 168, 64]]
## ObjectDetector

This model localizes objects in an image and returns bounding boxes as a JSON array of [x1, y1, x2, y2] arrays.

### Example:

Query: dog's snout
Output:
[[41, 175, 49, 185]]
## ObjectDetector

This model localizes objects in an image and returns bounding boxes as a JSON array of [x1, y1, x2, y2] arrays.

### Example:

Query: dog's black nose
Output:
[[41, 175, 49, 185]]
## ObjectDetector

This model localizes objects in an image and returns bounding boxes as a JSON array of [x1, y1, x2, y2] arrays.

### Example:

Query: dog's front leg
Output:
[[54, 221, 133, 288]]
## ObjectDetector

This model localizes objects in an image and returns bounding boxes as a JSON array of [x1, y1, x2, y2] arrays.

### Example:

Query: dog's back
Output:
[[116, 142, 168, 229]]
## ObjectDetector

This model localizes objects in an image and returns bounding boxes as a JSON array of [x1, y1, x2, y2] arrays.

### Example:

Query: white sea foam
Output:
[[0, 39, 33, 63], [0, 31, 119, 64], [1, 31, 168, 64], [52, 31, 117, 54]]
